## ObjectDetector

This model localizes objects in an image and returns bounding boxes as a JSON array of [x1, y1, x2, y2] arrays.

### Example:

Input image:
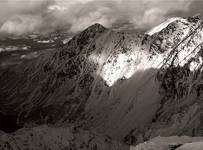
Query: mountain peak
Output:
[[81, 23, 107, 34], [87, 23, 106, 30], [146, 16, 202, 36], [146, 17, 184, 36], [69, 23, 107, 48], [145, 16, 203, 54], [77, 23, 107, 37]]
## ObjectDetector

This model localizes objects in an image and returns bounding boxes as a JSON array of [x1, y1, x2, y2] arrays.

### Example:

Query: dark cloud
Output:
[[0, 0, 202, 36], [167, 0, 203, 18]]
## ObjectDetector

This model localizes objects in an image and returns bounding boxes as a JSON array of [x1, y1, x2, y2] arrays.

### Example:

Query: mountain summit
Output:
[[0, 16, 203, 149]]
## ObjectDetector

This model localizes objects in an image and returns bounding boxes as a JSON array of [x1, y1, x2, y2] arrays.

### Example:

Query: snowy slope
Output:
[[125, 16, 203, 144], [146, 17, 183, 36]]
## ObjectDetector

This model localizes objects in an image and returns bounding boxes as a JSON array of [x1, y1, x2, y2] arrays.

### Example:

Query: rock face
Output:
[[0, 16, 203, 149], [130, 136, 203, 150]]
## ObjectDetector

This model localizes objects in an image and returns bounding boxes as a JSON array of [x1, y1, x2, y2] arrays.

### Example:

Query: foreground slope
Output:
[[0, 125, 128, 150]]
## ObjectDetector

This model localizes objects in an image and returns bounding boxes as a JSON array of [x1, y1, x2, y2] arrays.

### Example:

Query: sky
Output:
[[0, 0, 202, 36]]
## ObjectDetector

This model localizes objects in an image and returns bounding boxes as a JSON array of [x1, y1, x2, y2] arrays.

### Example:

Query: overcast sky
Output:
[[0, 0, 202, 36]]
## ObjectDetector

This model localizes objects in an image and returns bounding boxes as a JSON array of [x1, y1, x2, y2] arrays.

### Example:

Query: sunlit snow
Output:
[[146, 17, 183, 36]]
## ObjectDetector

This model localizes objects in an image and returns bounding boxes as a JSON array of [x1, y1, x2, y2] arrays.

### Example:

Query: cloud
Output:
[[0, 0, 201, 36], [0, 15, 43, 36], [168, 0, 203, 18]]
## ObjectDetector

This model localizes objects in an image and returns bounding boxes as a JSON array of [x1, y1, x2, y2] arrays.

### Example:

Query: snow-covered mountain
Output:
[[0, 16, 203, 149]]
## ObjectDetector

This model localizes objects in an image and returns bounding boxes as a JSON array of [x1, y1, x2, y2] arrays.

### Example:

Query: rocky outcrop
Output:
[[0, 125, 128, 150], [130, 136, 203, 150]]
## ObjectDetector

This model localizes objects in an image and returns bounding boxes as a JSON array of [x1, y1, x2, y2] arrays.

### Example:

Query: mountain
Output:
[[0, 16, 202, 149], [0, 31, 71, 68]]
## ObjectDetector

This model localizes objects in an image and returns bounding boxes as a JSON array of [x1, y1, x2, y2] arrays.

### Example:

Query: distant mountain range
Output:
[[0, 31, 72, 67], [0, 16, 203, 150]]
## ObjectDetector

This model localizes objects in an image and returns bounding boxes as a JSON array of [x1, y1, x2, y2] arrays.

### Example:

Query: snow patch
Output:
[[37, 40, 54, 43], [146, 17, 183, 36]]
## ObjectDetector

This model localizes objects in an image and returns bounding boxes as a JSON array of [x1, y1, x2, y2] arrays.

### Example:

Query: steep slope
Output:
[[125, 16, 203, 144], [149, 16, 203, 136], [0, 16, 203, 149]]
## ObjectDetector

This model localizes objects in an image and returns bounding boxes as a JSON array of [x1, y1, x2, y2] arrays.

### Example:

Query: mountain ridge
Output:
[[0, 16, 203, 149]]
